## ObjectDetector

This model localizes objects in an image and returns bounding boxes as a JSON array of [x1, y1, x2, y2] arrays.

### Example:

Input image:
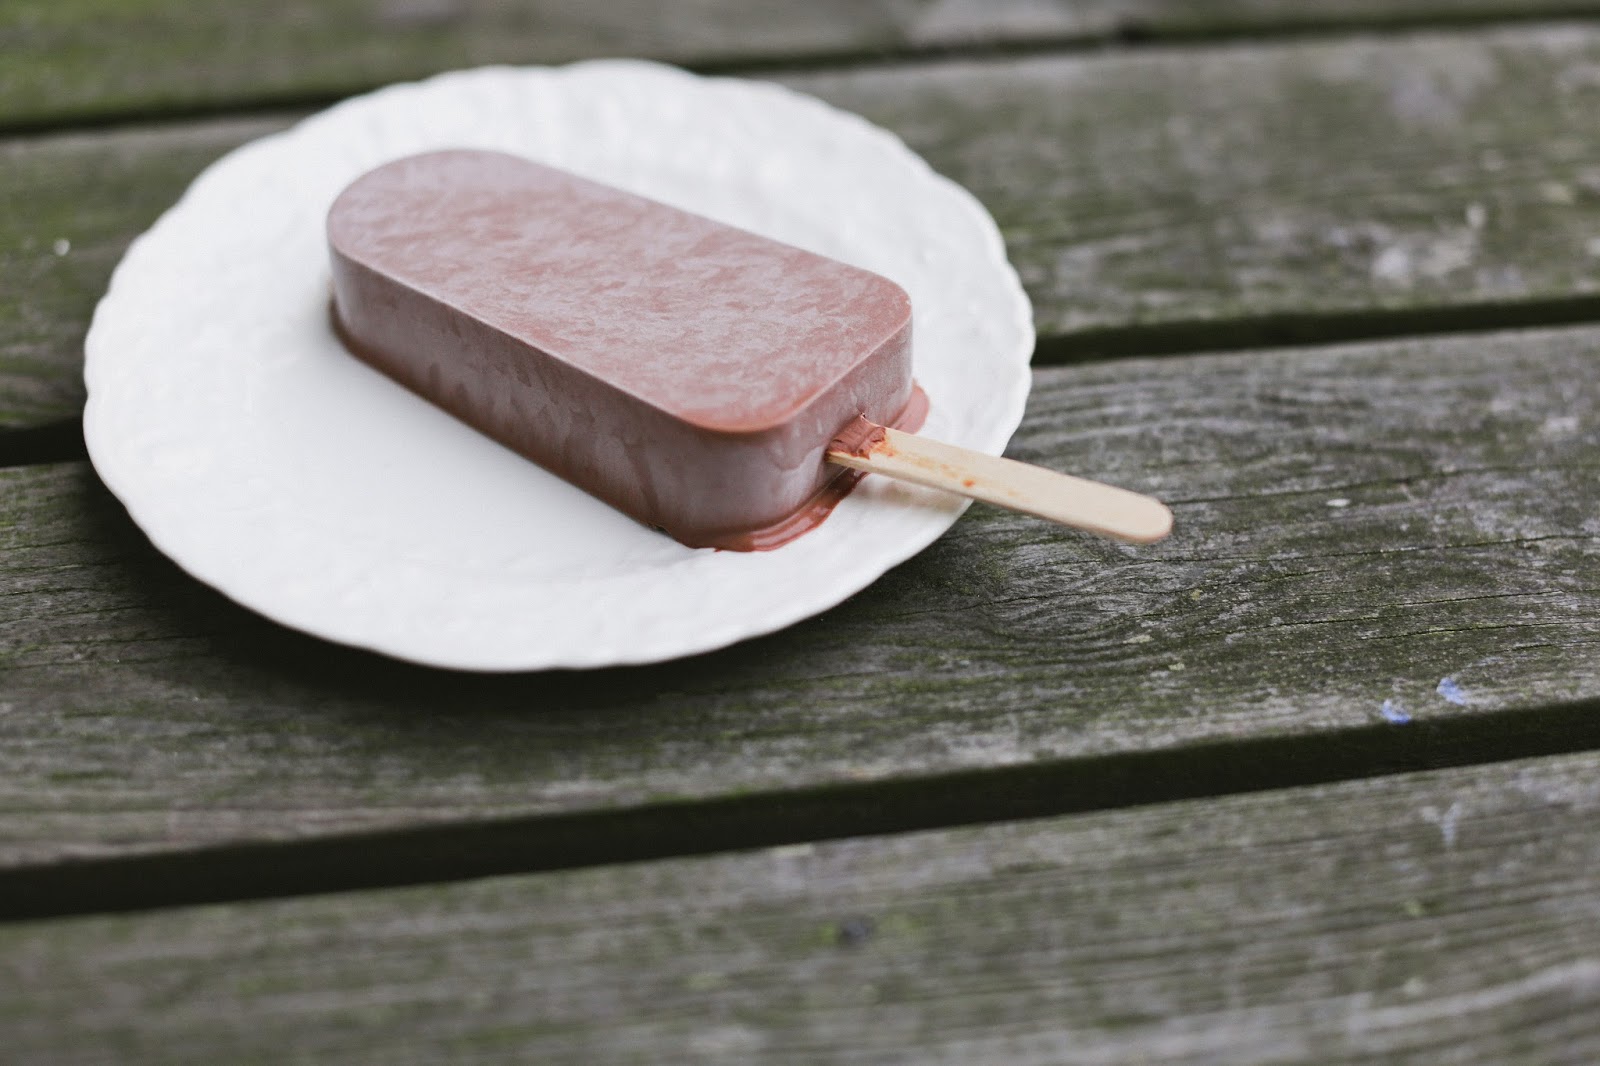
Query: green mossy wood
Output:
[[6, 26, 1600, 429], [2, 327, 1595, 877], [4, 752, 1598, 1064]]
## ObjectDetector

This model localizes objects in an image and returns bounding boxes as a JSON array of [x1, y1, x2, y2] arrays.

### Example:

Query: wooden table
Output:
[[4, 2, 1600, 1061]]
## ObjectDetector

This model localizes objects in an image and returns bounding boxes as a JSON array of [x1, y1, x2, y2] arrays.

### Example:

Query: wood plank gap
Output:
[[2, 278, 1596, 472], [3, 294, 1596, 471], [1033, 293, 1600, 364], [0, 417, 85, 469], [3, 693, 1597, 924], [8, 12, 1600, 138], [713, 11, 1600, 80], [6, 303, 1598, 472]]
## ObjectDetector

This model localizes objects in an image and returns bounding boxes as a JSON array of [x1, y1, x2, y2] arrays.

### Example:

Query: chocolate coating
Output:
[[327, 150, 921, 549]]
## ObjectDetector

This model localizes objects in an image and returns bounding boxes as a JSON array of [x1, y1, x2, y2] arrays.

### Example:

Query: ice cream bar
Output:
[[327, 149, 925, 550]]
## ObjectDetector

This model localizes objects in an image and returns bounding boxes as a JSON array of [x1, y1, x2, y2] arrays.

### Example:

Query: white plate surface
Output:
[[84, 60, 1033, 670]]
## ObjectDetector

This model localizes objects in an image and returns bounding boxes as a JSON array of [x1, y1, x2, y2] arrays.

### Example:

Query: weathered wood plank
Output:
[[4, 752, 1598, 1064], [6, 26, 1600, 430], [1, 326, 1596, 885], [0, 119, 286, 430], [7, 0, 1600, 129], [808, 25, 1600, 344]]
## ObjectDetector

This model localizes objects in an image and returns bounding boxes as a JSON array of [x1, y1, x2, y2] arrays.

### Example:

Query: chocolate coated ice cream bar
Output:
[[329, 150, 1173, 549], [328, 149, 925, 550]]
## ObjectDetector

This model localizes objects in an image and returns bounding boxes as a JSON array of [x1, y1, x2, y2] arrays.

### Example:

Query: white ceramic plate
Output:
[[84, 60, 1033, 671]]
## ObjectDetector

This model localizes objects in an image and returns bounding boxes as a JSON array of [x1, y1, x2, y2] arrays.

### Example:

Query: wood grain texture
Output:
[[6, 26, 1600, 429], [1, 326, 1596, 878], [7, 0, 1600, 128], [0, 119, 287, 430], [5, 752, 1599, 1064], [802, 24, 1600, 343]]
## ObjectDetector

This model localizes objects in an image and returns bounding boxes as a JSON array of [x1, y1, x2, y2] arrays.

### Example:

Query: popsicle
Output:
[[327, 150, 1171, 549]]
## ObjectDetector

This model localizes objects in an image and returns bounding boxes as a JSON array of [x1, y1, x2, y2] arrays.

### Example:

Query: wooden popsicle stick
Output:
[[827, 420, 1172, 544]]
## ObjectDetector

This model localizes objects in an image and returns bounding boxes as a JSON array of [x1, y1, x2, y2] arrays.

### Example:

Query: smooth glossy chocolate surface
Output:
[[327, 149, 921, 548]]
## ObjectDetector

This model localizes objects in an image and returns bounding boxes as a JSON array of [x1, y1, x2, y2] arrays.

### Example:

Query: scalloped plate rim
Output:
[[83, 60, 1034, 671]]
